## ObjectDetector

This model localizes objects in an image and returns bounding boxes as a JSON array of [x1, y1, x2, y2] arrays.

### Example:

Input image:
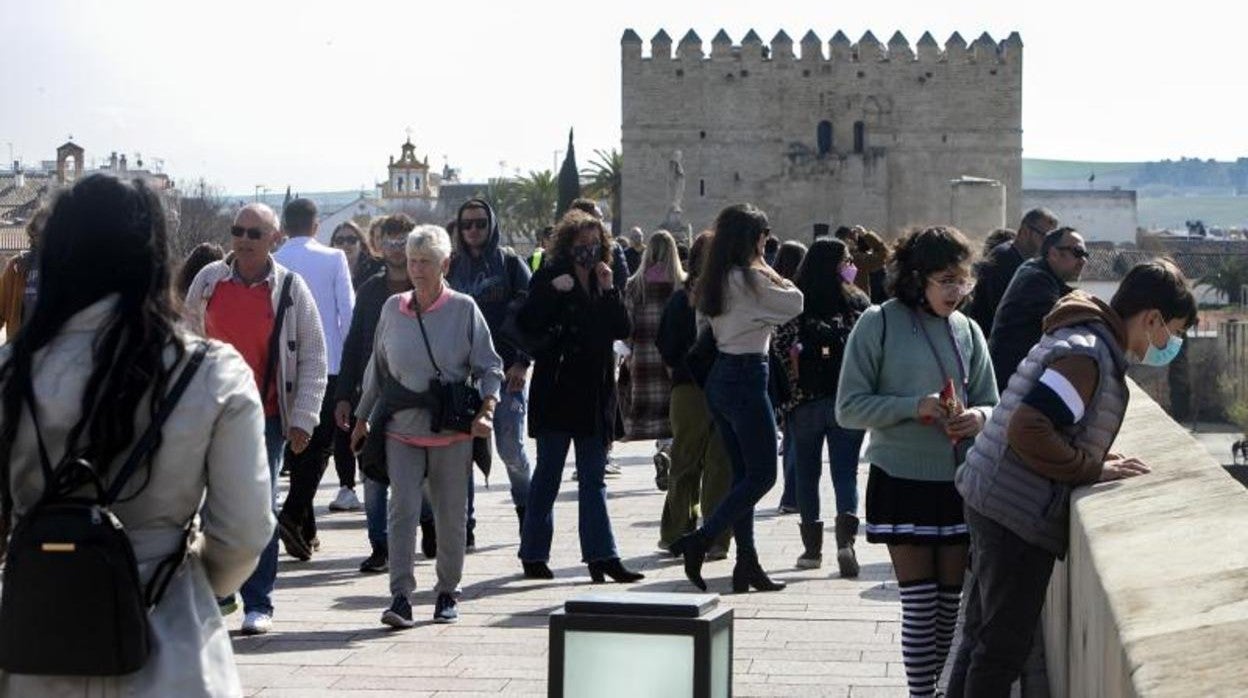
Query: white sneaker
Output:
[[604, 461, 622, 478], [241, 611, 273, 636], [329, 487, 362, 512]]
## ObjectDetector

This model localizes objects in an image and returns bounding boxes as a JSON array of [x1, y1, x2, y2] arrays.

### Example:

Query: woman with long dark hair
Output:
[[836, 226, 998, 697], [672, 203, 803, 593], [517, 210, 643, 583], [0, 174, 274, 695], [332, 221, 383, 289], [770, 239, 806, 515], [772, 239, 870, 576]]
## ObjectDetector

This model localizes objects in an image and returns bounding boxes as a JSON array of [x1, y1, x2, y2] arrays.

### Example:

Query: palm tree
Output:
[[478, 177, 522, 244], [1202, 258, 1248, 306], [582, 148, 622, 236], [512, 170, 558, 239]]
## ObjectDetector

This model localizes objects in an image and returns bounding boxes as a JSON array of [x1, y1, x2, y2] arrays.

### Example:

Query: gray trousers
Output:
[[387, 438, 473, 597]]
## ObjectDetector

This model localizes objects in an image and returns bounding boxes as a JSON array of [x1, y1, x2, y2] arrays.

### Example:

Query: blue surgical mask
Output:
[[1141, 324, 1183, 367], [571, 243, 601, 268]]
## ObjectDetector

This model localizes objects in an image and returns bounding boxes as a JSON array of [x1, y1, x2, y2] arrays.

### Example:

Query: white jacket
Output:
[[0, 297, 275, 697], [183, 257, 328, 435], [274, 236, 354, 374]]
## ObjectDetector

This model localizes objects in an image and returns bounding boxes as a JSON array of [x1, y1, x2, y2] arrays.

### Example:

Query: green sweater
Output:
[[835, 299, 998, 482]]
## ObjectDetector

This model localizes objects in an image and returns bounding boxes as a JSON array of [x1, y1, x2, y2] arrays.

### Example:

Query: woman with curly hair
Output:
[[835, 225, 998, 698]]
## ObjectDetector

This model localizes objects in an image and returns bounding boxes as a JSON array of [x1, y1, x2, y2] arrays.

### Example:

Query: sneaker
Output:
[[217, 596, 239, 616], [381, 595, 415, 629], [653, 450, 671, 491], [359, 549, 388, 574], [604, 460, 623, 478], [434, 593, 459, 624], [277, 513, 312, 561], [240, 611, 272, 636], [776, 504, 799, 515], [329, 487, 362, 512], [309, 537, 321, 552]]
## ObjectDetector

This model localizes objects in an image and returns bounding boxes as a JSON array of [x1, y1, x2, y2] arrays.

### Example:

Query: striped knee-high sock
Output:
[[934, 584, 962, 670], [899, 579, 940, 697]]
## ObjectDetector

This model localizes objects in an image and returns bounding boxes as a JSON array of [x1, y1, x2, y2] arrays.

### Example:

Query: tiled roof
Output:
[[1082, 246, 1248, 282]]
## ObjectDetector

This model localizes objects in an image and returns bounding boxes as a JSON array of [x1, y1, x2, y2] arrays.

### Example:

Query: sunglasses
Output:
[[230, 225, 266, 240], [460, 218, 489, 231], [1055, 245, 1090, 260], [332, 236, 360, 246]]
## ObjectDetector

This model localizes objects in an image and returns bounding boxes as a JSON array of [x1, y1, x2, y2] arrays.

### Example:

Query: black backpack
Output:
[[0, 342, 208, 676], [795, 312, 856, 398]]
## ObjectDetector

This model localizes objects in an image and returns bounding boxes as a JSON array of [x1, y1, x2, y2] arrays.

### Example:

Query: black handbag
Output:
[[357, 412, 389, 485], [0, 342, 208, 676], [414, 302, 482, 434]]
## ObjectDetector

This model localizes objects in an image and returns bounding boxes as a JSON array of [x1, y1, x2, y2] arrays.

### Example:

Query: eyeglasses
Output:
[[460, 218, 489, 231], [930, 278, 976, 295], [230, 225, 266, 240], [1055, 245, 1089, 260], [381, 236, 407, 251], [332, 236, 360, 246]]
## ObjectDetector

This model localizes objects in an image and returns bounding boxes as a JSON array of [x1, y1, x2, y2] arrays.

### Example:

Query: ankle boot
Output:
[[796, 522, 823, 569], [588, 557, 645, 584], [670, 531, 709, 591], [732, 553, 787, 593], [835, 513, 860, 578], [522, 561, 554, 579]]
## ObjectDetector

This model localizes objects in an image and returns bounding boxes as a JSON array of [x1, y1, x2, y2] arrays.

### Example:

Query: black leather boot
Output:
[[588, 557, 645, 584], [835, 513, 860, 578], [522, 561, 554, 579], [670, 531, 709, 591], [732, 552, 787, 593], [796, 521, 823, 569]]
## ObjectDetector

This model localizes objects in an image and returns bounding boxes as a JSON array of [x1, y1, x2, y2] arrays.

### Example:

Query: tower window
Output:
[[699, 179, 705, 197], [817, 120, 833, 156], [700, 131, 707, 139], [853, 122, 866, 154]]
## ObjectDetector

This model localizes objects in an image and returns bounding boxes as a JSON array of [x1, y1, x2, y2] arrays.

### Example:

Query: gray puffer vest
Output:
[[955, 322, 1129, 557]]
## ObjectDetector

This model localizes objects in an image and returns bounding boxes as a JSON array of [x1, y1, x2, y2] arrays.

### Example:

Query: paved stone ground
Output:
[[234, 440, 910, 697]]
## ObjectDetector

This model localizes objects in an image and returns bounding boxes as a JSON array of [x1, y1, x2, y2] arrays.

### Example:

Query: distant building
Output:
[[0, 141, 175, 256], [1078, 238, 1246, 304], [1022, 188, 1139, 244]]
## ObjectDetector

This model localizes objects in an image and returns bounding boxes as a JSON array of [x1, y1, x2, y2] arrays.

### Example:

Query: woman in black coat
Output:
[[516, 211, 643, 584]]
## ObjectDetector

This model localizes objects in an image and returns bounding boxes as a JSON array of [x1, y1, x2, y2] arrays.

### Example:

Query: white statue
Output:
[[668, 149, 686, 213]]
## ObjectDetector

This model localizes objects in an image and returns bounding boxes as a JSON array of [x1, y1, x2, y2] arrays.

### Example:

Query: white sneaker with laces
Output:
[[329, 487, 362, 512], [241, 611, 272, 636]]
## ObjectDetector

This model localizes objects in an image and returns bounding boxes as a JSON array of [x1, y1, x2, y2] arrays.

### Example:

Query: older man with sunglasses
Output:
[[988, 226, 1087, 392], [184, 203, 328, 635], [966, 208, 1060, 336]]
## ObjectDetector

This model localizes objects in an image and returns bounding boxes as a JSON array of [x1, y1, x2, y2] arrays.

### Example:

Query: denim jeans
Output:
[[789, 397, 866, 523], [946, 507, 1057, 697], [239, 416, 285, 615], [363, 475, 389, 550], [519, 431, 618, 564], [494, 386, 533, 506], [700, 353, 778, 558], [778, 420, 797, 509]]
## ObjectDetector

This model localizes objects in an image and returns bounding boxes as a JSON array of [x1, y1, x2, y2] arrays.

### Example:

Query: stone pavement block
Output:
[[849, 686, 909, 697], [237, 445, 905, 695]]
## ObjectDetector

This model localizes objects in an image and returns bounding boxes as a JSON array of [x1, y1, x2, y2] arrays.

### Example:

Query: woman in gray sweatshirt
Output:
[[352, 225, 503, 628]]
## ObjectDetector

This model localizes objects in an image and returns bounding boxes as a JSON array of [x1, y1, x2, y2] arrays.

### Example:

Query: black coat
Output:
[[519, 259, 631, 440], [988, 258, 1073, 389], [655, 287, 696, 387], [967, 242, 1026, 336]]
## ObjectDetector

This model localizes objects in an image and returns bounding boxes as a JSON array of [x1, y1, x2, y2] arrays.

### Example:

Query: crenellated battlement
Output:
[[621, 28, 1022, 64]]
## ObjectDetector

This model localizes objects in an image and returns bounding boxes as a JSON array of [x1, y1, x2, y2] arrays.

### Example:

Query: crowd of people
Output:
[[0, 173, 1199, 697]]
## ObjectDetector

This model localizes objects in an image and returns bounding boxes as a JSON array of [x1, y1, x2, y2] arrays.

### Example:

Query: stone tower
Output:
[[382, 137, 435, 201], [620, 29, 1023, 239]]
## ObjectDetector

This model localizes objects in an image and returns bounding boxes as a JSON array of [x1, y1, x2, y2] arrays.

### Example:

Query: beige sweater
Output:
[[708, 268, 804, 355]]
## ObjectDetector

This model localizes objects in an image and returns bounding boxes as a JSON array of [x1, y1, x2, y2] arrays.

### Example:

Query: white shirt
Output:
[[708, 268, 804, 355], [275, 235, 354, 373]]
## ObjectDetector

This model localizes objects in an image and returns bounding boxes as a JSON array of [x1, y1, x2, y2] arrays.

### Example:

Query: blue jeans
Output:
[[240, 416, 285, 615], [519, 431, 618, 564], [789, 397, 866, 523], [364, 475, 389, 550], [494, 387, 533, 506], [700, 353, 778, 558], [779, 419, 797, 509]]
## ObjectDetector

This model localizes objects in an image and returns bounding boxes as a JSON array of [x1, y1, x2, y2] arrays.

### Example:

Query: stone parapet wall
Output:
[[1044, 380, 1248, 696]]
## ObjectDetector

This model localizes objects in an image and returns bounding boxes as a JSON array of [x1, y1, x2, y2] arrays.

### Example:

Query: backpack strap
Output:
[[260, 274, 295, 400], [104, 342, 209, 505]]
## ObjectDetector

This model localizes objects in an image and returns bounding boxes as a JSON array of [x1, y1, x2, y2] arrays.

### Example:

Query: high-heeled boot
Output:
[[732, 552, 787, 593], [587, 557, 645, 584], [670, 531, 709, 591]]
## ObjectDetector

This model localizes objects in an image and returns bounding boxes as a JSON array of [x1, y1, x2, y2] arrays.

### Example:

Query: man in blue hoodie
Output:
[[448, 199, 534, 531]]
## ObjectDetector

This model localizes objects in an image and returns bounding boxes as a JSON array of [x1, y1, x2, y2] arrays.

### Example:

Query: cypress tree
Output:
[[555, 128, 580, 220]]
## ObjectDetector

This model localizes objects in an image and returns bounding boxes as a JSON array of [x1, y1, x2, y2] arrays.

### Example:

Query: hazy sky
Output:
[[2, 1, 1243, 194]]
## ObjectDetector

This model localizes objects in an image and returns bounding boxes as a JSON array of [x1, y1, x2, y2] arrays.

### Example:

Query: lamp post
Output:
[[549, 592, 733, 698]]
